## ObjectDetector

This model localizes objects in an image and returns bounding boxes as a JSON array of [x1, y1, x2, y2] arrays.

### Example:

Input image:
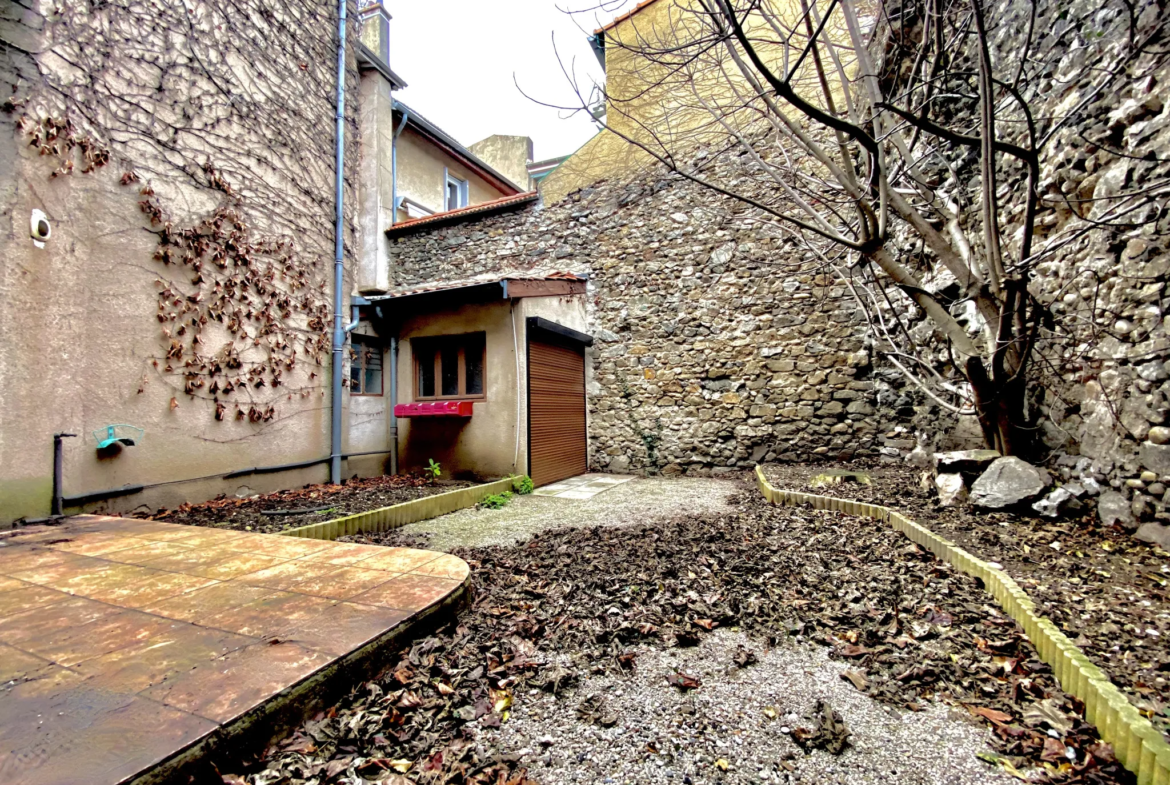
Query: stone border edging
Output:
[[754, 466, 1170, 785], [278, 477, 517, 541]]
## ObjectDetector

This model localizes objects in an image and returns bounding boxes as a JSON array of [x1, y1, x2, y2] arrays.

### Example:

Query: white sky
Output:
[[386, 1, 637, 161]]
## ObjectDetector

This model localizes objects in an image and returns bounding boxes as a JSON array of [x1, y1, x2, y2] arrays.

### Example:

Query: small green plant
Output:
[[479, 491, 513, 509], [423, 459, 442, 484], [513, 475, 534, 495]]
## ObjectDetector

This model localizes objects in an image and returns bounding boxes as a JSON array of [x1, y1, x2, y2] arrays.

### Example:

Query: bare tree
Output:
[[547, 0, 1169, 456]]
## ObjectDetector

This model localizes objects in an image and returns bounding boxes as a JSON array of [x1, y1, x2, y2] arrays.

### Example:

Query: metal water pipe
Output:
[[329, 0, 349, 485]]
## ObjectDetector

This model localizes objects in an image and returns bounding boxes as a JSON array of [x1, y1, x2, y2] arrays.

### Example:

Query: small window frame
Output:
[[444, 170, 469, 211], [349, 334, 384, 397], [412, 333, 486, 402]]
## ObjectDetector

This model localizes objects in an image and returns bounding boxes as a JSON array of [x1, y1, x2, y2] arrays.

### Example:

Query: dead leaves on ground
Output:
[[228, 485, 1131, 785]]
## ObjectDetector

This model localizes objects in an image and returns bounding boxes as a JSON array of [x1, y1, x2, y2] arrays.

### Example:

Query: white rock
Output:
[[935, 473, 968, 507], [1097, 490, 1135, 528], [1032, 487, 1074, 518], [970, 457, 1051, 509]]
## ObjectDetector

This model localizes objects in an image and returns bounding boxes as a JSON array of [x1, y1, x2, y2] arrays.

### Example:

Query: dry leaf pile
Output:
[[223, 485, 1131, 784], [141, 476, 470, 532], [764, 462, 1170, 743]]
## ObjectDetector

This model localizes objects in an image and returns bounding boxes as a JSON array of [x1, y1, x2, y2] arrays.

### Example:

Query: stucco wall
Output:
[[0, 0, 362, 525], [394, 127, 511, 221], [390, 295, 588, 481], [468, 135, 534, 193], [357, 71, 396, 294], [543, 0, 838, 204]]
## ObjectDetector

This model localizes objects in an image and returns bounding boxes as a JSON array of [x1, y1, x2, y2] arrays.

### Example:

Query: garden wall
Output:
[[388, 171, 924, 475]]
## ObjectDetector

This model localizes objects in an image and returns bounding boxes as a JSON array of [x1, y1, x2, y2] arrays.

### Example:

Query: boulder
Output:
[[935, 473, 967, 507], [934, 449, 1001, 475], [1032, 487, 1075, 518], [1139, 441, 1170, 475], [1135, 522, 1170, 549], [1148, 426, 1170, 445], [1097, 490, 1134, 528], [970, 457, 1051, 509], [608, 455, 631, 474]]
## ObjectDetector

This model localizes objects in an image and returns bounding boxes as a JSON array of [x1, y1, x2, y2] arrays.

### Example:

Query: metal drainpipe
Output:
[[389, 335, 398, 476], [51, 432, 77, 516], [329, 0, 348, 486], [390, 101, 409, 225], [387, 104, 408, 477]]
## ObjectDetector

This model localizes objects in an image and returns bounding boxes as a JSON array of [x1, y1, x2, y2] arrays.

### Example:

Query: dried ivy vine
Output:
[[3, 0, 361, 425]]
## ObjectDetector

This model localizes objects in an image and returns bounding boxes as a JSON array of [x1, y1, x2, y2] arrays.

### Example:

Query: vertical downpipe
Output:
[[330, 0, 348, 485], [389, 336, 398, 476], [51, 433, 76, 516]]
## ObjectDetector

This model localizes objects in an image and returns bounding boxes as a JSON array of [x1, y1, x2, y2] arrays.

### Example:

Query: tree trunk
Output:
[[966, 358, 1030, 457]]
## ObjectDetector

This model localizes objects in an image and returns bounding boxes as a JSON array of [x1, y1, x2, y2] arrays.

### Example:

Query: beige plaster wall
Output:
[[468, 135, 533, 192], [395, 300, 521, 480], [0, 134, 341, 523], [392, 294, 589, 481], [0, 0, 363, 526], [347, 321, 394, 478], [357, 71, 396, 294], [393, 127, 510, 221]]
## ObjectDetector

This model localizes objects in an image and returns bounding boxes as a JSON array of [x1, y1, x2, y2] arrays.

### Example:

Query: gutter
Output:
[[391, 102, 410, 227], [391, 101, 524, 194]]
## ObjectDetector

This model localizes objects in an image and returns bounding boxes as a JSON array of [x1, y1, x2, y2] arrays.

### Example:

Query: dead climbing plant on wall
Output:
[[137, 169, 332, 424], [4, 0, 359, 424]]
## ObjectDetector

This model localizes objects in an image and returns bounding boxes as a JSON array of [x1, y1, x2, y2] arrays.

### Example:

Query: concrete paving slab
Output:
[[0, 515, 469, 785], [530, 473, 636, 499]]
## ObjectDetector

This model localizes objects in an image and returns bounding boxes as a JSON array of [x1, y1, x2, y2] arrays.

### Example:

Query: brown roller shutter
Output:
[[528, 337, 587, 487]]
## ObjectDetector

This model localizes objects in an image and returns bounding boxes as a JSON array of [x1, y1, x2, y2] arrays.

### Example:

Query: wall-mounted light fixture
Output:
[[30, 209, 51, 248]]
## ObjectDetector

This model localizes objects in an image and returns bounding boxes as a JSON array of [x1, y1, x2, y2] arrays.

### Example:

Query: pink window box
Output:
[[393, 401, 475, 418]]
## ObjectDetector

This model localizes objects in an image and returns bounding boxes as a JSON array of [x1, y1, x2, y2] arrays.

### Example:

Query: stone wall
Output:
[[389, 170, 924, 475], [907, 0, 1170, 525]]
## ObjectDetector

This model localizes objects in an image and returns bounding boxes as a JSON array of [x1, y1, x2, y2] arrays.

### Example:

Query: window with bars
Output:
[[349, 334, 384, 396], [413, 333, 486, 400]]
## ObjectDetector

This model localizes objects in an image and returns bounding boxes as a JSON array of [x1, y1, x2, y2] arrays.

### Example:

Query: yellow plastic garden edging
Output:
[[754, 466, 1170, 785], [279, 477, 517, 542]]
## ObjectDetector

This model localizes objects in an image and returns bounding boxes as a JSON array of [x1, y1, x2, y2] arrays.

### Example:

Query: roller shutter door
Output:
[[528, 337, 587, 487]]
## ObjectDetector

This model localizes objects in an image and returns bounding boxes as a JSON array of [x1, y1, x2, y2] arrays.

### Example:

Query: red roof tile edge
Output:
[[386, 192, 538, 235], [595, 0, 664, 34]]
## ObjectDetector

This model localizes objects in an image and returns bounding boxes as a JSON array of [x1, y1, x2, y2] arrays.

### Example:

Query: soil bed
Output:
[[142, 475, 472, 533], [219, 483, 1129, 784], [762, 462, 1170, 744]]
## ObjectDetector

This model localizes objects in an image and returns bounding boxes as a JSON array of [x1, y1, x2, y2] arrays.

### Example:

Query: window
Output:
[[414, 333, 486, 400], [445, 173, 468, 211], [349, 334, 383, 396]]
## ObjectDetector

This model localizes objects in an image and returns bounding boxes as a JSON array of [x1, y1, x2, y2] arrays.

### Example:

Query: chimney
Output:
[[359, 0, 391, 68]]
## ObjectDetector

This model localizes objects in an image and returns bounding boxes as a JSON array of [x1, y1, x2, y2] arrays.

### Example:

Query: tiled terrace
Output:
[[0, 515, 469, 785]]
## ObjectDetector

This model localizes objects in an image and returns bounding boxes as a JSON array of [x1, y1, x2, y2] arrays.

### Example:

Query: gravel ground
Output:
[[381, 477, 739, 551], [487, 629, 1017, 785], [762, 462, 1170, 743], [231, 481, 1127, 785]]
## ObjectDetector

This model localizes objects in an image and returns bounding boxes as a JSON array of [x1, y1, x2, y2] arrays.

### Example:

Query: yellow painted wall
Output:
[[468, 135, 533, 192], [542, 0, 846, 203]]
